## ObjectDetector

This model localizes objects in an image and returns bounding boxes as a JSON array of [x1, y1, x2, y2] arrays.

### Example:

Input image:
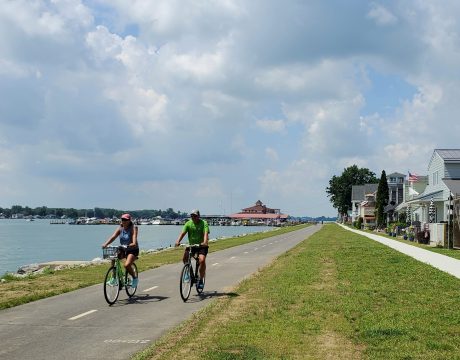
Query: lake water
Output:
[[0, 219, 273, 274]]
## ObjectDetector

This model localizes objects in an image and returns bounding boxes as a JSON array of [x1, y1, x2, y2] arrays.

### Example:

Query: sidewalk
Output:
[[339, 224, 460, 279]]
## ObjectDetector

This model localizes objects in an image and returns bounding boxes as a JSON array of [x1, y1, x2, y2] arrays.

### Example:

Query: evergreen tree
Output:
[[376, 170, 389, 228]]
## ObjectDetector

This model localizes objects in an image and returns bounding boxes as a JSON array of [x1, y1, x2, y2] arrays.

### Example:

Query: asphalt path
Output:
[[0, 225, 321, 360]]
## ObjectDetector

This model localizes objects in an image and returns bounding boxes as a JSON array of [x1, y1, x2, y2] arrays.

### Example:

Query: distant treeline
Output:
[[0, 205, 186, 219]]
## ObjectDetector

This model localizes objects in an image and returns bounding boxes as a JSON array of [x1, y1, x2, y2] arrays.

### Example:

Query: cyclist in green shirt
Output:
[[175, 209, 209, 290]]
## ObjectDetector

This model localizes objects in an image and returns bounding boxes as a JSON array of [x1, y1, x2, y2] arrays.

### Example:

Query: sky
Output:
[[1, 1, 460, 218]]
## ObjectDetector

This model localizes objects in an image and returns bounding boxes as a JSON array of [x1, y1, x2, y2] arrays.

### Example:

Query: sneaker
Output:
[[106, 277, 117, 286], [131, 277, 138, 288], [197, 279, 204, 290]]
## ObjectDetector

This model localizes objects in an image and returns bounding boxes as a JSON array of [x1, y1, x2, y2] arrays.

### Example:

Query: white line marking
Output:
[[212, 263, 219, 266], [68, 309, 97, 321], [143, 285, 158, 292]]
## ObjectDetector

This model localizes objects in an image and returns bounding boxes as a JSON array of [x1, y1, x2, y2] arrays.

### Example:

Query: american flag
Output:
[[408, 172, 418, 182]]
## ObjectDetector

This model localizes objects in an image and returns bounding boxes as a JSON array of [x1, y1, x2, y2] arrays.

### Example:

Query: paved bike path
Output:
[[340, 224, 460, 279], [0, 225, 321, 360]]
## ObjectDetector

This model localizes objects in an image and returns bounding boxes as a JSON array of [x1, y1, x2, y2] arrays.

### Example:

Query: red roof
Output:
[[229, 213, 288, 219]]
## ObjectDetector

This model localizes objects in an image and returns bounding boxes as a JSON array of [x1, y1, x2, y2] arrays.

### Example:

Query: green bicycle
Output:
[[102, 246, 138, 305]]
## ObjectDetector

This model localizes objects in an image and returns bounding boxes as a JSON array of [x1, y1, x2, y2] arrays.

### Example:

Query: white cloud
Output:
[[256, 119, 285, 133], [367, 3, 398, 26], [2, 1, 460, 217], [265, 147, 279, 161]]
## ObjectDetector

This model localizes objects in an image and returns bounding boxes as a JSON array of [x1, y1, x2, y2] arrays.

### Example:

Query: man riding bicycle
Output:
[[175, 209, 209, 290]]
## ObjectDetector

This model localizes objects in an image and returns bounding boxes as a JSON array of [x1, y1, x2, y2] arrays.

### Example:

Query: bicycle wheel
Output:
[[104, 266, 120, 305], [125, 263, 138, 297], [180, 263, 192, 302]]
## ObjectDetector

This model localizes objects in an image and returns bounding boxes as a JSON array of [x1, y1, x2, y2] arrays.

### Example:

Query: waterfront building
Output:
[[229, 200, 288, 225]]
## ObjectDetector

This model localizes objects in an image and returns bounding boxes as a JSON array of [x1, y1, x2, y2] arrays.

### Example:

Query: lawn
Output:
[[134, 223, 460, 360]]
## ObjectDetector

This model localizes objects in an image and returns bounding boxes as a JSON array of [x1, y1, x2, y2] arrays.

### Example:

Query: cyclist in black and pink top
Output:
[[102, 213, 139, 287]]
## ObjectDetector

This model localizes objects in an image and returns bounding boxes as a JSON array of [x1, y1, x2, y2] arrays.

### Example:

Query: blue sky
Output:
[[1, 1, 460, 217]]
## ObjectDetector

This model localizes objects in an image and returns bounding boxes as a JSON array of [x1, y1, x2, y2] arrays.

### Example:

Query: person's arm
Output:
[[202, 221, 209, 246], [102, 228, 121, 248], [202, 231, 209, 246], [129, 226, 138, 247], [175, 231, 187, 247]]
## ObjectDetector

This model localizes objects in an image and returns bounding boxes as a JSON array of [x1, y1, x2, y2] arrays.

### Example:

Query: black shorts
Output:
[[188, 245, 209, 257], [118, 246, 139, 259]]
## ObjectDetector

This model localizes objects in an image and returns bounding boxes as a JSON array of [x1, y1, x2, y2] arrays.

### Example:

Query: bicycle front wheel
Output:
[[104, 266, 120, 305], [125, 263, 138, 297], [180, 263, 192, 302]]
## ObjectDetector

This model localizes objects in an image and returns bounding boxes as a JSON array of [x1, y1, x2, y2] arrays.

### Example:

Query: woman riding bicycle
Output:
[[175, 209, 209, 290], [102, 213, 139, 287]]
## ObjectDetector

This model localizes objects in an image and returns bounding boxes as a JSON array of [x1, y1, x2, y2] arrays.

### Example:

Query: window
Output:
[[432, 171, 439, 185]]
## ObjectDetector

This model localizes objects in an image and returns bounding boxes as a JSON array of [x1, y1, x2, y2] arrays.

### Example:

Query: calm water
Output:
[[0, 219, 273, 274]]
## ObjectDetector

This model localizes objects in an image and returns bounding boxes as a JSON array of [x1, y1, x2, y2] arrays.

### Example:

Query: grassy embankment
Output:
[[0, 224, 309, 310], [134, 223, 460, 360]]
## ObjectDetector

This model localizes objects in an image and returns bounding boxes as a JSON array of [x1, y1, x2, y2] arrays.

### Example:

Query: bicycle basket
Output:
[[102, 246, 118, 259]]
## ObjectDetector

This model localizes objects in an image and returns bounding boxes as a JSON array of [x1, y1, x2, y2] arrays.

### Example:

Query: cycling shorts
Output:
[[188, 245, 209, 257], [118, 246, 139, 259]]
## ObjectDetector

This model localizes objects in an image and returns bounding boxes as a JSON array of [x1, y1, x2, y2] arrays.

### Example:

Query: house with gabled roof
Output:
[[351, 183, 378, 225], [397, 149, 460, 248]]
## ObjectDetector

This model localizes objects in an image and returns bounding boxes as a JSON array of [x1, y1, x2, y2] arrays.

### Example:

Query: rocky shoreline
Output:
[[10, 246, 177, 277]]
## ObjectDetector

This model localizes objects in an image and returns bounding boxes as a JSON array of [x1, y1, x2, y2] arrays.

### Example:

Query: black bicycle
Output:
[[179, 244, 206, 302]]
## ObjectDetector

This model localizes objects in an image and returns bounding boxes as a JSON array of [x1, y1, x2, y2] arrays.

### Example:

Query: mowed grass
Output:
[[0, 225, 308, 310], [135, 224, 460, 360]]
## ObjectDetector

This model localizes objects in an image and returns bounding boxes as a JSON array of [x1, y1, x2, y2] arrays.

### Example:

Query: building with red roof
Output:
[[229, 200, 288, 224]]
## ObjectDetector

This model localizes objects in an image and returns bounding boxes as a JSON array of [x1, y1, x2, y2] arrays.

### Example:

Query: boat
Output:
[[151, 216, 167, 225]]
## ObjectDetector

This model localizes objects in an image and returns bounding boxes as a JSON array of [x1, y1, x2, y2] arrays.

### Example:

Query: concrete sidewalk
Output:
[[340, 224, 460, 279]]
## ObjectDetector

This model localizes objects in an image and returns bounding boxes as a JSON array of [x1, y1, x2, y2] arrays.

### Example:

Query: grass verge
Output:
[[359, 227, 460, 260], [0, 224, 308, 310], [134, 223, 460, 360]]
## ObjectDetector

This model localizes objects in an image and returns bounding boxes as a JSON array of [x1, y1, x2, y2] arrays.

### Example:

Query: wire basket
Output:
[[102, 246, 118, 259]]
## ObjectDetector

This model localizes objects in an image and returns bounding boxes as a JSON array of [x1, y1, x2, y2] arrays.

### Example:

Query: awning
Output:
[[406, 190, 444, 204]]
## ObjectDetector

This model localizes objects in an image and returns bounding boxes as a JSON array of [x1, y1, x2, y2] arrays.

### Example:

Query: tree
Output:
[[376, 170, 389, 228], [326, 165, 378, 216]]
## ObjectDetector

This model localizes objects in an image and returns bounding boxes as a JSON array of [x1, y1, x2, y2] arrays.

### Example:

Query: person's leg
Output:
[[183, 248, 190, 263], [124, 254, 136, 277], [198, 254, 206, 279]]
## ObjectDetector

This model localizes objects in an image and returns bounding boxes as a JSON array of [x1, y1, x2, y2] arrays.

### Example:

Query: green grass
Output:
[[134, 224, 460, 360], [0, 224, 308, 310], [358, 227, 460, 261]]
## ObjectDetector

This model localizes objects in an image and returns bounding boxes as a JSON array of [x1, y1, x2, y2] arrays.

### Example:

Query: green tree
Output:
[[326, 165, 378, 216], [376, 170, 389, 228]]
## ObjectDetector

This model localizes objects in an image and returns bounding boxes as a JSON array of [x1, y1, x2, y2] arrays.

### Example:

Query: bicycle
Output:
[[102, 245, 138, 305], [179, 244, 206, 302]]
